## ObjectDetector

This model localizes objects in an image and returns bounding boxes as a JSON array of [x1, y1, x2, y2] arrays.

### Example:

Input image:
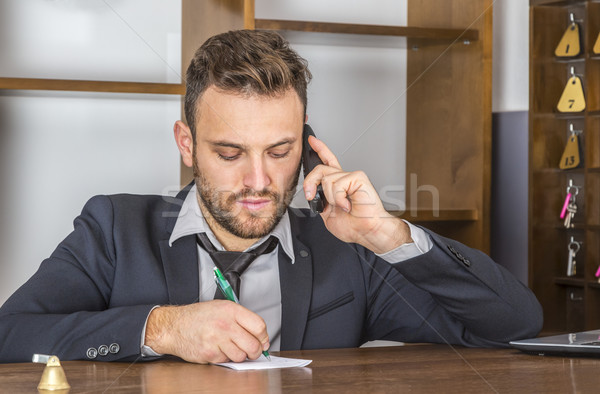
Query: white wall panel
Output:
[[0, 91, 181, 303], [493, 0, 529, 112], [0, 0, 181, 83], [0, 0, 181, 304]]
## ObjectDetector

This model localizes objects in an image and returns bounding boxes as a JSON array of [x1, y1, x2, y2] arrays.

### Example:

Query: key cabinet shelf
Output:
[[530, 0, 600, 333]]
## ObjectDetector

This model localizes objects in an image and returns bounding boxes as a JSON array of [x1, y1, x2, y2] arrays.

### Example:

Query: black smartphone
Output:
[[302, 124, 326, 213]]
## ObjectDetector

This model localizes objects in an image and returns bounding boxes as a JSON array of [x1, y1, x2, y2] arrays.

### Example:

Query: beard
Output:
[[193, 157, 301, 239]]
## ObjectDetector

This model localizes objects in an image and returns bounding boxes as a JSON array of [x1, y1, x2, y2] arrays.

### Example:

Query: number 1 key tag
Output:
[[555, 14, 581, 57], [594, 32, 600, 55], [559, 125, 582, 170], [557, 67, 586, 113]]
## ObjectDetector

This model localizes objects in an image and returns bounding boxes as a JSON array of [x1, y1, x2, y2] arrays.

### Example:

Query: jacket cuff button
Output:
[[109, 343, 120, 354], [86, 347, 98, 359], [98, 345, 109, 356]]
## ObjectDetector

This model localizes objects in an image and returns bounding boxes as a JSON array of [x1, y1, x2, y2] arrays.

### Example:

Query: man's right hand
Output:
[[144, 301, 270, 363]]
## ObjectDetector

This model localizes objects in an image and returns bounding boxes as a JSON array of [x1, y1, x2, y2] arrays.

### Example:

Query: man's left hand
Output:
[[302, 135, 413, 254]]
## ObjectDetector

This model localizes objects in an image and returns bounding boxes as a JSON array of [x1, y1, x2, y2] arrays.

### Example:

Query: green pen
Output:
[[213, 267, 271, 361]]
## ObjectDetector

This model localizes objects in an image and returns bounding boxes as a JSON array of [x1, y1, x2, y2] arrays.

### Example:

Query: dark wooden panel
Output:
[[407, 0, 493, 253], [587, 116, 600, 169]]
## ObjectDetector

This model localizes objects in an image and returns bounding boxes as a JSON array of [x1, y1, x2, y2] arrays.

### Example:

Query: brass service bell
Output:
[[33, 354, 71, 392]]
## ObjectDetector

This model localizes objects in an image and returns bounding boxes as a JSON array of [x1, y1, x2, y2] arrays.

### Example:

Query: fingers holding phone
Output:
[[301, 124, 412, 253]]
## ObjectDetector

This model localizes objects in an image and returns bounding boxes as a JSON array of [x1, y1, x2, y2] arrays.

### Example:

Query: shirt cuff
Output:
[[140, 305, 164, 358], [376, 220, 433, 263]]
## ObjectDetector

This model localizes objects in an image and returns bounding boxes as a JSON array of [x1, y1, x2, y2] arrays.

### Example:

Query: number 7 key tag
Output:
[[557, 67, 586, 113]]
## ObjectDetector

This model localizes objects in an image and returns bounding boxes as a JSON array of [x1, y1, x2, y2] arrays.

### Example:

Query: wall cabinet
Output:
[[529, 0, 600, 333]]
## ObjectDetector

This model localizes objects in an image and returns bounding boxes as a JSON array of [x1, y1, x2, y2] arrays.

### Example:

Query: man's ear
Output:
[[174, 120, 194, 168]]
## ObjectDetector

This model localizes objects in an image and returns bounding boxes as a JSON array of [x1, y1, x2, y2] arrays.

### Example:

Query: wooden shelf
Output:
[[531, 0, 586, 6], [254, 19, 479, 41], [388, 209, 478, 222], [0, 77, 185, 95], [533, 56, 586, 64], [555, 277, 585, 287], [533, 167, 585, 175]]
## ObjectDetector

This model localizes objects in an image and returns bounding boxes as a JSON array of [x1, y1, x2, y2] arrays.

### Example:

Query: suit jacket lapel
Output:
[[279, 210, 314, 350], [159, 236, 199, 305], [159, 182, 200, 305]]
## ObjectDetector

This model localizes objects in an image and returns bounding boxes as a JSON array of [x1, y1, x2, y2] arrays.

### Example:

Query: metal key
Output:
[[564, 201, 577, 228], [567, 238, 581, 277], [567, 249, 576, 276]]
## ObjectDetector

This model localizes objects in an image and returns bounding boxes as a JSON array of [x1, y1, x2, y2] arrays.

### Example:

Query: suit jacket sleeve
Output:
[[362, 228, 543, 347], [0, 196, 156, 362]]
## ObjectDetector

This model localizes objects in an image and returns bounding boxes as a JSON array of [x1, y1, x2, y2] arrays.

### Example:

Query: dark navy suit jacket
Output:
[[0, 186, 543, 362]]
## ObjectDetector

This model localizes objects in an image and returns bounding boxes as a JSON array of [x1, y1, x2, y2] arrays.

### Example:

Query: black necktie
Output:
[[196, 233, 278, 300]]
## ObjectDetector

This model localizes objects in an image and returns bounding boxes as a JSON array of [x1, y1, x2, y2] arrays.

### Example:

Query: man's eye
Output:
[[270, 151, 290, 159], [218, 154, 240, 161]]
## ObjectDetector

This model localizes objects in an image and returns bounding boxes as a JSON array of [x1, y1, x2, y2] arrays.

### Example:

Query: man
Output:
[[0, 30, 542, 363]]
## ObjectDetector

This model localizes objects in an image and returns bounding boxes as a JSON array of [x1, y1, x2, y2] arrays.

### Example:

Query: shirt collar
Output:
[[169, 185, 296, 264]]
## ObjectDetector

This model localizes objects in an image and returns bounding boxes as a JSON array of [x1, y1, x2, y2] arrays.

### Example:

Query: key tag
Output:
[[559, 124, 582, 169], [594, 32, 600, 55], [557, 67, 586, 113], [560, 179, 578, 219], [555, 14, 581, 57]]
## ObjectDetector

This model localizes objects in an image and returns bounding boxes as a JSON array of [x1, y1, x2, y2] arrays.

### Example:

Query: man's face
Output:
[[192, 86, 304, 239]]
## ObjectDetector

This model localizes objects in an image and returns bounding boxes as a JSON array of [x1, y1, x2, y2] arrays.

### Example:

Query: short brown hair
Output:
[[184, 30, 312, 138]]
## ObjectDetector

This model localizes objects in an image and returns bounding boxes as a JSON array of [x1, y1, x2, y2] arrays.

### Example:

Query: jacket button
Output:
[[109, 343, 120, 354], [86, 347, 98, 359], [98, 345, 109, 356], [299, 250, 309, 258]]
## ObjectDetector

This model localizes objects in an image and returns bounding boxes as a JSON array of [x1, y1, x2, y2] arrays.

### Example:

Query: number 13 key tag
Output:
[[557, 67, 586, 113], [555, 14, 581, 57], [559, 124, 582, 170]]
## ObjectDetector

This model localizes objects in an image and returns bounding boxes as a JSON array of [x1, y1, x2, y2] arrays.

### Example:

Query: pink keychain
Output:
[[560, 192, 572, 219]]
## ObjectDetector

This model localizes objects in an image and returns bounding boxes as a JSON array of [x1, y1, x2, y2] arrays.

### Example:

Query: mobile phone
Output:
[[302, 124, 326, 213]]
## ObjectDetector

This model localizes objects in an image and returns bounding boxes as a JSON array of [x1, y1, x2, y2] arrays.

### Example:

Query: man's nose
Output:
[[243, 155, 271, 191]]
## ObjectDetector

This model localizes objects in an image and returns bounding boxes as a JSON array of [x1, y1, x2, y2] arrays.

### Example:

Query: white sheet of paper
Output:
[[215, 355, 312, 370]]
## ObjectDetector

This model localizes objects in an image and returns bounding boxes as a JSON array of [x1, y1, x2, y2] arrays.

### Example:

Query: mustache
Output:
[[227, 188, 281, 203]]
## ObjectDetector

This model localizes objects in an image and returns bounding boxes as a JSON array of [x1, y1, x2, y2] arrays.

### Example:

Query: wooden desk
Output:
[[2, 345, 600, 393]]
